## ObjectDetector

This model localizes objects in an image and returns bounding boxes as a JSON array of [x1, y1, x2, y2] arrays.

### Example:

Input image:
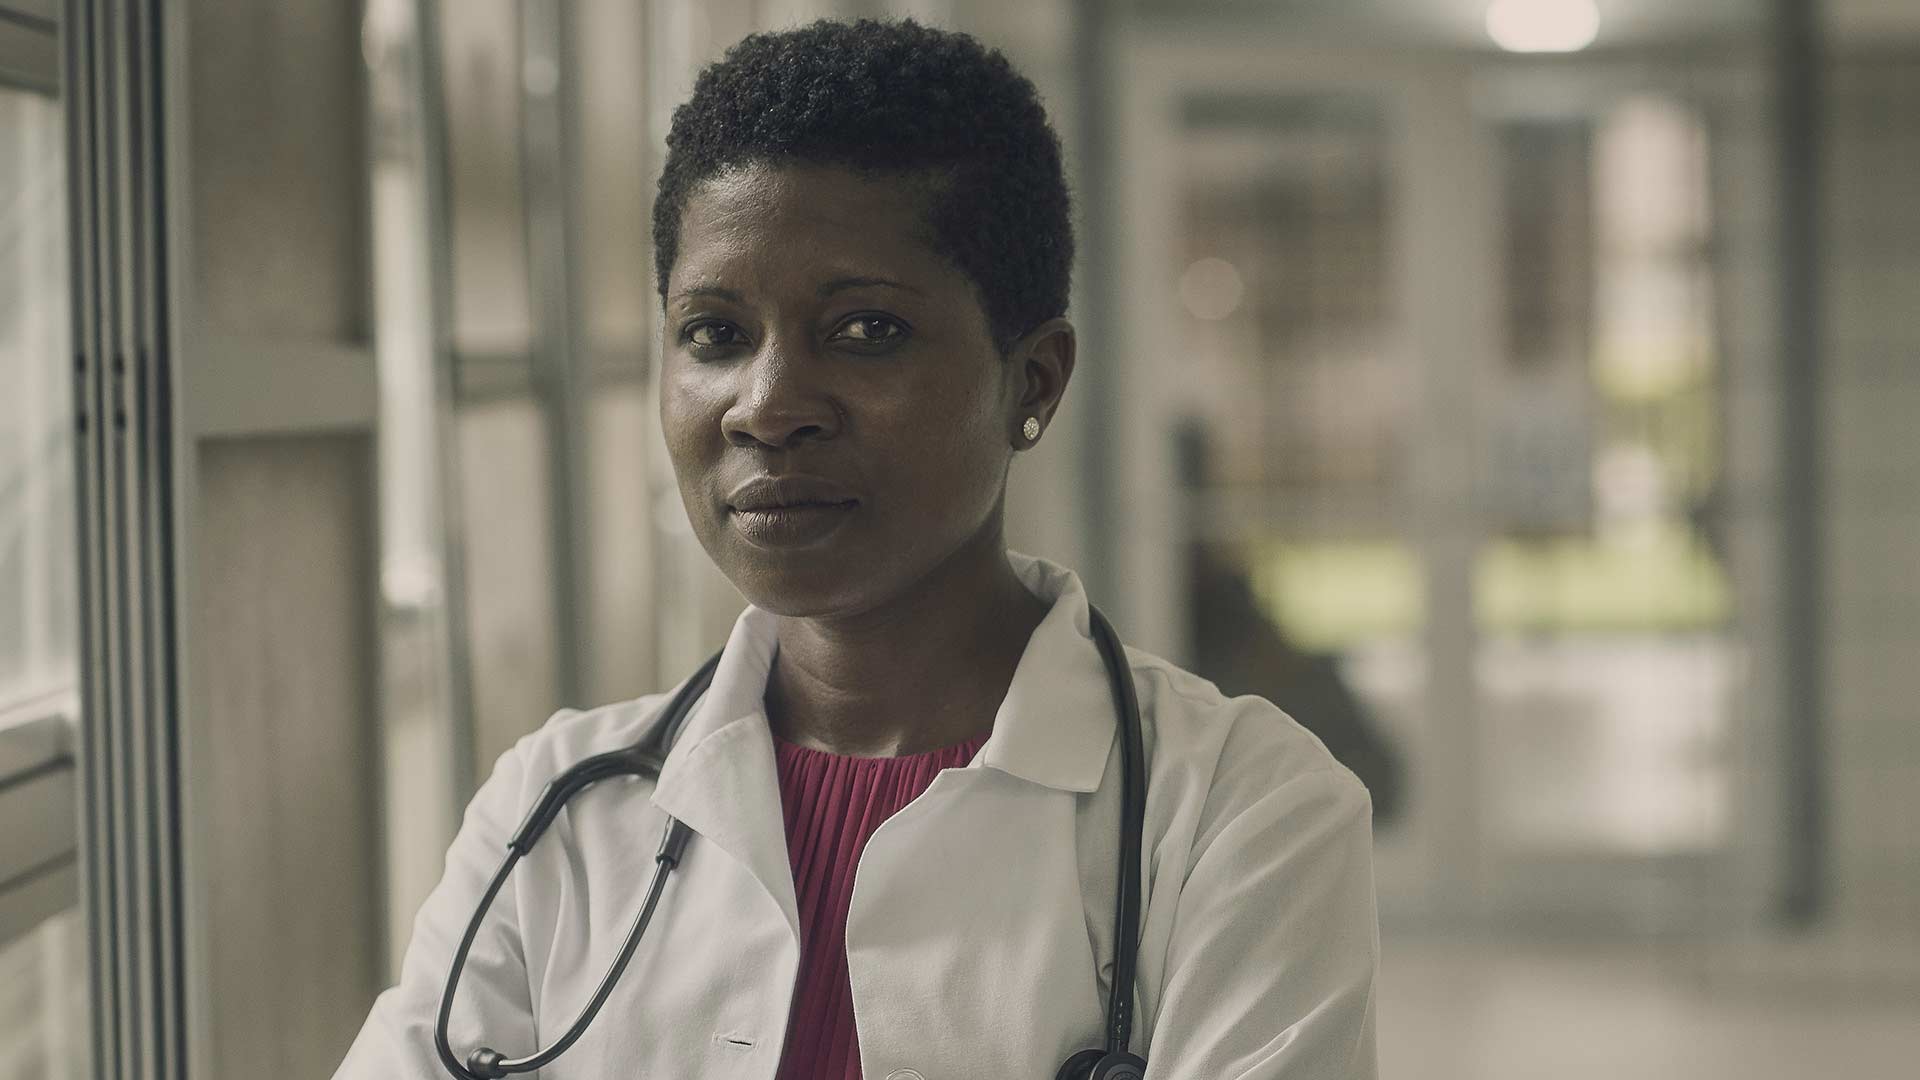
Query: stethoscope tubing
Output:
[[1087, 605, 1146, 1058], [436, 653, 720, 1080], [435, 611, 1144, 1078], [435, 821, 692, 1079]]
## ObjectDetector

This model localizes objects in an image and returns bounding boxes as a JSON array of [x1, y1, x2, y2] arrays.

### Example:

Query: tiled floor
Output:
[[1379, 936, 1920, 1079]]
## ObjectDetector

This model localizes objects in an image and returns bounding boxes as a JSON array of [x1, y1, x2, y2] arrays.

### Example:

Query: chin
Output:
[[691, 504, 998, 621], [707, 539, 898, 619], [730, 563, 896, 620]]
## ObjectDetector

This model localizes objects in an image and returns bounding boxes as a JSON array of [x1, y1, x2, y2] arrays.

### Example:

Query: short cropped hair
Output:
[[652, 19, 1073, 351]]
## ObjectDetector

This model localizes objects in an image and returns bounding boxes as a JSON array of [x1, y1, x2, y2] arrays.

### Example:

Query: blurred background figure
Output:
[[1181, 419, 1406, 827], [1, 1, 1916, 1078], [1188, 537, 1407, 827]]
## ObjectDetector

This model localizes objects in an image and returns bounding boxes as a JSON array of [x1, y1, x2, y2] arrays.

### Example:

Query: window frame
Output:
[[0, 693, 79, 947], [0, 6, 57, 95]]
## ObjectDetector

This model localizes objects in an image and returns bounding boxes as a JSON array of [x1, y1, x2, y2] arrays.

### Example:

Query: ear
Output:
[[1007, 317, 1077, 446]]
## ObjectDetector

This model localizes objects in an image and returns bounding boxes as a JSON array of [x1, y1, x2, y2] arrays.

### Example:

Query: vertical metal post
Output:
[[65, 1, 187, 1076], [1400, 64, 1496, 926], [364, 0, 480, 970], [415, 0, 480, 813], [521, 0, 590, 710], [63, 0, 110, 1073], [1773, 0, 1826, 926], [1071, 0, 1116, 604]]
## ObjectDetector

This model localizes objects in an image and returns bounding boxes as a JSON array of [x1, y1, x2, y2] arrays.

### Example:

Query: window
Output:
[[0, 73, 86, 1080], [1171, 93, 1422, 835], [1480, 97, 1732, 859], [0, 81, 75, 709]]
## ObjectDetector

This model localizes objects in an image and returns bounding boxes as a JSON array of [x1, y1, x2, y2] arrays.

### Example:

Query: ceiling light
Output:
[[1485, 0, 1601, 54]]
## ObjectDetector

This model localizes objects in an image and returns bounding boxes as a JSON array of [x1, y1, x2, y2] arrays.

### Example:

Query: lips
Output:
[[725, 475, 860, 512], [725, 475, 861, 548]]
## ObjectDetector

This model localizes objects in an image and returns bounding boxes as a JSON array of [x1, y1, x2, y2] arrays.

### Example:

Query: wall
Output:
[[1821, 52, 1920, 936], [191, 438, 379, 1075], [172, 0, 386, 1074]]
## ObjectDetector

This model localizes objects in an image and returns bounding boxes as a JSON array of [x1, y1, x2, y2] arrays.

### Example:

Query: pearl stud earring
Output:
[[1022, 416, 1042, 441]]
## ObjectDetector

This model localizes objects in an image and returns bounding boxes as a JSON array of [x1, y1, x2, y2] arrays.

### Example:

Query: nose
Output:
[[720, 343, 839, 450]]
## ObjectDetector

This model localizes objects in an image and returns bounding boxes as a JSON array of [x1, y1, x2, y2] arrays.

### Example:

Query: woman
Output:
[[337, 19, 1378, 1080]]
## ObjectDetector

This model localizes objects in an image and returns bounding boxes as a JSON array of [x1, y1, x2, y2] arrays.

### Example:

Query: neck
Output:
[[764, 534, 1047, 757]]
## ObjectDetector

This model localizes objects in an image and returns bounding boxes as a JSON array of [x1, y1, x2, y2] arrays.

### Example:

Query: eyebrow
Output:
[[817, 275, 923, 298], [669, 276, 925, 306], [669, 284, 746, 305]]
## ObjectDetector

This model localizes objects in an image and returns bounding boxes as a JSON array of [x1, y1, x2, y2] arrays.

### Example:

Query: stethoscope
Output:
[[437, 605, 1149, 1080]]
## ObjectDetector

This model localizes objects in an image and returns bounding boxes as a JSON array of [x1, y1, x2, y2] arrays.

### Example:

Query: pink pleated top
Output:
[[770, 732, 990, 1080]]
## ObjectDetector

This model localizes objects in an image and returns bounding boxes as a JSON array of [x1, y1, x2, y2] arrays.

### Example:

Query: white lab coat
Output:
[[335, 554, 1379, 1079]]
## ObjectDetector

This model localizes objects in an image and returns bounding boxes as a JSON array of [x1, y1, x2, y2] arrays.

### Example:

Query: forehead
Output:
[[669, 163, 959, 297]]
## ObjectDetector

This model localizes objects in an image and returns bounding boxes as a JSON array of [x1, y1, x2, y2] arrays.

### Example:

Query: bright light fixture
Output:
[[1485, 0, 1601, 53]]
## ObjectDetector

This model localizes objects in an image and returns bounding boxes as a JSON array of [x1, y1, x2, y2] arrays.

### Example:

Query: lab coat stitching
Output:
[[1340, 974, 1379, 1077], [1134, 656, 1359, 787], [1140, 661, 1346, 785], [1134, 656, 1220, 709]]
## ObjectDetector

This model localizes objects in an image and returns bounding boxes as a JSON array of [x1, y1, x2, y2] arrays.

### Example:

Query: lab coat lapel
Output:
[[645, 554, 1116, 969], [973, 554, 1120, 794], [649, 607, 800, 942], [847, 556, 1126, 1076]]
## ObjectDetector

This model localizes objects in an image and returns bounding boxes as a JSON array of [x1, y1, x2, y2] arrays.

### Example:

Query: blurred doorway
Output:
[[1113, 29, 1771, 933]]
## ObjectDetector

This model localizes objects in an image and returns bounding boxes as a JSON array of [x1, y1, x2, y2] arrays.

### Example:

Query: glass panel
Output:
[[574, 0, 654, 374], [440, 0, 533, 358], [1479, 96, 1732, 859], [0, 2, 58, 25], [0, 90, 75, 707], [584, 384, 655, 705], [0, 86, 83, 1080], [1173, 93, 1420, 835], [0, 909, 85, 1080], [456, 397, 561, 775]]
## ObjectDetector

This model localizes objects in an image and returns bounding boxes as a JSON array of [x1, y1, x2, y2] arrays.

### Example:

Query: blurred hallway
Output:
[[1380, 936, 1920, 1079]]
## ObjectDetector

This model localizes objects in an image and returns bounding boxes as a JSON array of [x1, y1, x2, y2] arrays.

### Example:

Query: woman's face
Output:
[[660, 163, 1068, 618]]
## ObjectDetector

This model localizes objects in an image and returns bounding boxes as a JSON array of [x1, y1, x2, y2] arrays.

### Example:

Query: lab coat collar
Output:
[[648, 553, 1119, 931], [649, 602, 797, 936], [974, 552, 1119, 794]]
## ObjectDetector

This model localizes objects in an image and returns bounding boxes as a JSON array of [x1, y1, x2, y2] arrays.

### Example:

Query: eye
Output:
[[830, 314, 910, 348], [682, 320, 747, 351]]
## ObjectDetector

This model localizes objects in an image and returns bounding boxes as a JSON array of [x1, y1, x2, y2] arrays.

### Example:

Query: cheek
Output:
[[659, 384, 728, 518], [881, 370, 1008, 501], [660, 369, 721, 457]]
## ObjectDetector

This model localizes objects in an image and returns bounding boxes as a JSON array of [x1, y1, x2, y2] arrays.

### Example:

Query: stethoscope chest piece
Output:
[[1056, 1048, 1148, 1080]]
